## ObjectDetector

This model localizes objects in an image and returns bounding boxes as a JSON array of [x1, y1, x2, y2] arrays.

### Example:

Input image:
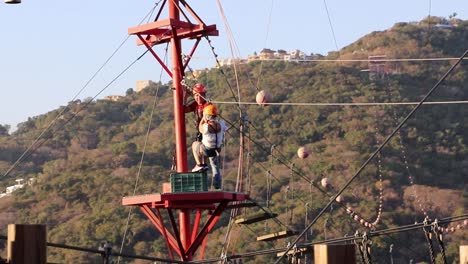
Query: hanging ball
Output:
[[255, 90, 272, 106], [360, 219, 365, 225], [354, 215, 360, 221], [346, 207, 353, 214], [297, 147, 310, 159], [321, 178, 330, 188], [335, 195, 344, 203]]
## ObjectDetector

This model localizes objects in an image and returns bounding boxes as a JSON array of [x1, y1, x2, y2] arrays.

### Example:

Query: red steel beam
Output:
[[191, 209, 202, 242], [185, 201, 228, 257], [139, 205, 182, 257]]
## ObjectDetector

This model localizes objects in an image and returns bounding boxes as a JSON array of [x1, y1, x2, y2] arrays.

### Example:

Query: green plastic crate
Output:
[[170, 172, 208, 192]]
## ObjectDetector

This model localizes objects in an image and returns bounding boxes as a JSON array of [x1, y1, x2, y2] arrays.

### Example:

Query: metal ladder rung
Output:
[[226, 202, 256, 209], [234, 212, 278, 225], [276, 247, 311, 257], [257, 230, 297, 242]]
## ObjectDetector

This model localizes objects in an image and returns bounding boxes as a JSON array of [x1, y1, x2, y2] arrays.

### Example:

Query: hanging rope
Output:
[[432, 219, 448, 264], [266, 145, 275, 208], [385, 76, 431, 220], [423, 218, 436, 264], [368, 93, 384, 228], [288, 163, 295, 229], [389, 244, 394, 264], [354, 231, 367, 264], [362, 232, 373, 264]]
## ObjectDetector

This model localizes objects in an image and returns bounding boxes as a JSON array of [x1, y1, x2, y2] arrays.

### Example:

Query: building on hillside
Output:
[[103, 95, 124, 102], [247, 53, 259, 62], [259, 48, 275, 60], [217, 58, 245, 67], [288, 49, 305, 60], [136, 80, 157, 93], [0, 178, 26, 198], [434, 23, 455, 29], [274, 49, 288, 59]]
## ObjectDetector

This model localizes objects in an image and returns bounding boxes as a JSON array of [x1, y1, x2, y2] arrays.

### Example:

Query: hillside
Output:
[[0, 17, 467, 263]]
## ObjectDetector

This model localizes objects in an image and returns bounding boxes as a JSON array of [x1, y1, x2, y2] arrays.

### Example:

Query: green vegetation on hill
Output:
[[0, 17, 466, 263]]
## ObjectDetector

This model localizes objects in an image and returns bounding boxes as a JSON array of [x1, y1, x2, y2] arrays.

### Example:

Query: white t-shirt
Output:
[[201, 119, 227, 149]]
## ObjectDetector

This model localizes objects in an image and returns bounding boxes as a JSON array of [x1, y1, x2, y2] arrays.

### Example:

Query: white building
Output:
[[0, 178, 25, 198], [135, 80, 157, 93]]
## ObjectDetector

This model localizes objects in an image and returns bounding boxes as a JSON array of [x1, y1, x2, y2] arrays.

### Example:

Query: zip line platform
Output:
[[122, 191, 248, 261]]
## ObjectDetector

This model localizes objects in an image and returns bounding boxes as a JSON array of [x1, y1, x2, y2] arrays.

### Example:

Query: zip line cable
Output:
[[275, 48, 468, 264], [192, 214, 468, 263], [4, 211, 456, 264], [2, 4, 160, 179], [264, 215, 468, 262], [214, 0, 243, 106], [204, 37, 241, 112], [323, 0, 340, 52], [254, 0, 275, 91], [245, 57, 468, 63], [156, 55, 468, 62], [212, 99, 468, 106]]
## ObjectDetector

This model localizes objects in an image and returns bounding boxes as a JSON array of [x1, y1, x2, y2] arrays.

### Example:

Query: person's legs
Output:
[[209, 155, 221, 189], [191, 142, 207, 172]]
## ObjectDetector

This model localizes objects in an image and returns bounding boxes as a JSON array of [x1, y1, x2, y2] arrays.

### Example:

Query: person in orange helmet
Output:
[[185, 83, 211, 142], [191, 104, 226, 189]]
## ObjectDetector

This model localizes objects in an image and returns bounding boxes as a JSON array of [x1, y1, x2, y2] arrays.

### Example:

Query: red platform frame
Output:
[[123, 1, 247, 261], [123, 192, 248, 260]]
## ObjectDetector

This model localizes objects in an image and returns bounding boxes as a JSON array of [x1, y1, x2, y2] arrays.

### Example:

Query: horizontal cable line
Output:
[[0, 235, 193, 263], [212, 100, 468, 106], [193, 214, 468, 263], [242, 57, 468, 63], [0, 215, 464, 263]]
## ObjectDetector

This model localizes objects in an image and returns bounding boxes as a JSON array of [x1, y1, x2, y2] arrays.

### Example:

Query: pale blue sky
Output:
[[1, 0, 467, 130]]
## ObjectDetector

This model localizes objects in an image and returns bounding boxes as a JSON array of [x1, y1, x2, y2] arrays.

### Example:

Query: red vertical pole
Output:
[[169, 0, 188, 173], [179, 209, 192, 259], [168, 1, 191, 260]]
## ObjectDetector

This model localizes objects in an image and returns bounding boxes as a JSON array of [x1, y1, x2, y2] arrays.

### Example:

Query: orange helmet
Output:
[[193, 83, 206, 94], [203, 104, 218, 116]]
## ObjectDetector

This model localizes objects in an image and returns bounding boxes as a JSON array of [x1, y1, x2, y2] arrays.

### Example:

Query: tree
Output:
[[0, 124, 10, 136], [126, 88, 135, 96]]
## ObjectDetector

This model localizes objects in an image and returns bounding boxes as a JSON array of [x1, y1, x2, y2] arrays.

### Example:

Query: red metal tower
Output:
[[122, 1, 248, 261]]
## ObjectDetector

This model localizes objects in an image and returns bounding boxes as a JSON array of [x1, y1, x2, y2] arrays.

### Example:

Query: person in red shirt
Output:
[[185, 83, 211, 142]]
